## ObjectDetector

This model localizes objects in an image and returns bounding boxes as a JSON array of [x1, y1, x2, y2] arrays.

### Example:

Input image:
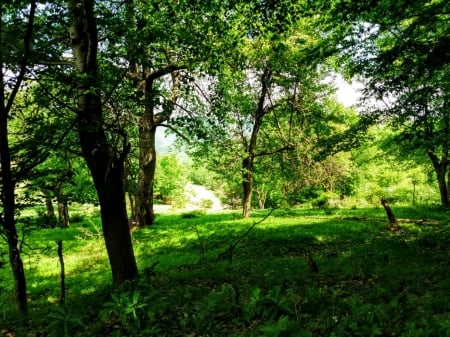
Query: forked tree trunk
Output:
[[67, 0, 137, 283], [427, 151, 450, 208]]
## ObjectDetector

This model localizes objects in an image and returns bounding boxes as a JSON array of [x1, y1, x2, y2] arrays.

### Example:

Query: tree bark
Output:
[[67, 0, 137, 283], [134, 104, 157, 227]]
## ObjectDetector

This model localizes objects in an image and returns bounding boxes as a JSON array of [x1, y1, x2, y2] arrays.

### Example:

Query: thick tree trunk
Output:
[[68, 0, 137, 283], [134, 111, 157, 227], [427, 151, 450, 208]]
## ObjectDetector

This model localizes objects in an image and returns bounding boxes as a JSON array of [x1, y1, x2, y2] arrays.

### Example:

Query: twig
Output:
[[219, 201, 282, 263], [190, 225, 205, 263]]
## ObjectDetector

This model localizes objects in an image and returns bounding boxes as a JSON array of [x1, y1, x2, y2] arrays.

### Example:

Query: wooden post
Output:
[[57, 240, 65, 305]]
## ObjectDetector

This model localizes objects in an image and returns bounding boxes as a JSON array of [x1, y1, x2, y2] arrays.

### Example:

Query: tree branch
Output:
[[5, 0, 37, 114], [159, 123, 190, 143]]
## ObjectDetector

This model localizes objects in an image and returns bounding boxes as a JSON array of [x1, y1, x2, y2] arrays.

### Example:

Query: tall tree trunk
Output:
[[134, 110, 157, 227], [427, 151, 450, 208], [133, 71, 180, 227], [67, 0, 137, 283], [242, 69, 271, 218]]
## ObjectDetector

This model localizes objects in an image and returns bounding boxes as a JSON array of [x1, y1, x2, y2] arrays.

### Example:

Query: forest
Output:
[[1, 0, 449, 336]]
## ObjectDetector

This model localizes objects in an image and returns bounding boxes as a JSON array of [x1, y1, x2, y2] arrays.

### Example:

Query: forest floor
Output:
[[1, 206, 450, 336]]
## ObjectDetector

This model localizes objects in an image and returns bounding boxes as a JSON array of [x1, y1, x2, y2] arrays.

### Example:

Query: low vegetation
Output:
[[1, 205, 450, 336]]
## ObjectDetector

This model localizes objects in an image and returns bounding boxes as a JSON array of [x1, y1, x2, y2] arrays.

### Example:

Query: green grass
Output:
[[1, 206, 450, 336]]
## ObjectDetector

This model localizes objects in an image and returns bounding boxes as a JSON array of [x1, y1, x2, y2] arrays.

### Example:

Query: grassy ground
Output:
[[1, 206, 450, 336]]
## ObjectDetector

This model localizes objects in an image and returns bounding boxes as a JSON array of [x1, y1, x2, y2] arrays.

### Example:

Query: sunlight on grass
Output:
[[2, 206, 450, 336]]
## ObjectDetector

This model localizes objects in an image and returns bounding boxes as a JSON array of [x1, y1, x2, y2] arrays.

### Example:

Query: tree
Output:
[[334, 0, 450, 207], [118, 0, 246, 226], [66, 0, 137, 283], [0, 0, 38, 314]]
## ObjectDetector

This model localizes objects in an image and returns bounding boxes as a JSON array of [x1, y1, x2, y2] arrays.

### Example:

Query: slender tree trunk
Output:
[[67, 0, 137, 283], [242, 156, 254, 218], [242, 69, 271, 218], [427, 151, 450, 208]]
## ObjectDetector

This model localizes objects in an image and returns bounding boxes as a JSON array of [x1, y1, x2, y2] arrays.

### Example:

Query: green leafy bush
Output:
[[47, 306, 84, 337]]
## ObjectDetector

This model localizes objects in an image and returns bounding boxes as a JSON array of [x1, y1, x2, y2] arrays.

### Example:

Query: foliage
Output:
[[47, 305, 84, 337], [154, 154, 189, 206], [100, 278, 162, 336], [333, 0, 450, 207]]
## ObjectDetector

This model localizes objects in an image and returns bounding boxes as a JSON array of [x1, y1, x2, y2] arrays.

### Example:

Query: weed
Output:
[[99, 282, 162, 336], [47, 305, 84, 337]]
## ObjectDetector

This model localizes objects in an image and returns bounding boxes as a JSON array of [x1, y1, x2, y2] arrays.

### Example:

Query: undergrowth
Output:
[[1, 206, 450, 336]]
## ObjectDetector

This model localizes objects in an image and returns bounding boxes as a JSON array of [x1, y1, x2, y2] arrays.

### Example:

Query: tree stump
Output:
[[381, 197, 400, 231]]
